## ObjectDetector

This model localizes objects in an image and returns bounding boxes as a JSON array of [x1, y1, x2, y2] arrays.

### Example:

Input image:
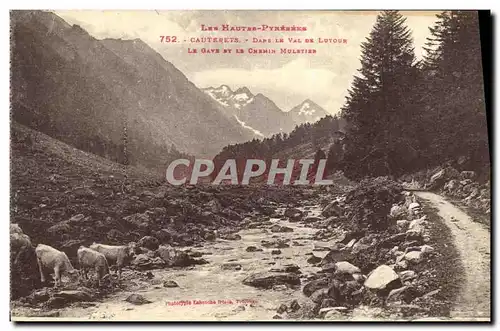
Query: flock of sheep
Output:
[[11, 223, 136, 288]]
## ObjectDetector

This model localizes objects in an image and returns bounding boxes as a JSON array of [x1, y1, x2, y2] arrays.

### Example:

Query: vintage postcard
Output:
[[9, 9, 491, 322]]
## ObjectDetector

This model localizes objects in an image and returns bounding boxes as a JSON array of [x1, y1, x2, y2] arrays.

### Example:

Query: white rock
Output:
[[409, 216, 427, 230], [404, 251, 423, 263], [420, 245, 435, 254], [346, 239, 357, 249], [364, 265, 400, 290], [335, 261, 361, 274], [408, 202, 420, 210]]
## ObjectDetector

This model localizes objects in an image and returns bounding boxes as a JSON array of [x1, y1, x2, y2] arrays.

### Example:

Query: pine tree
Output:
[[341, 10, 418, 179], [420, 11, 488, 172]]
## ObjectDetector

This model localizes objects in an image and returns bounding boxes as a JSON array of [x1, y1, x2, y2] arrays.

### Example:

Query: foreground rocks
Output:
[[243, 272, 301, 289], [275, 179, 445, 321]]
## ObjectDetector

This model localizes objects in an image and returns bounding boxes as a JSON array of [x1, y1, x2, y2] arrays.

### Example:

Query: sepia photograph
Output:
[[9, 9, 491, 322]]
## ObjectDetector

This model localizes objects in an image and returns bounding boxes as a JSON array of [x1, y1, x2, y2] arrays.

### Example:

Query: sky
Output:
[[55, 10, 440, 115]]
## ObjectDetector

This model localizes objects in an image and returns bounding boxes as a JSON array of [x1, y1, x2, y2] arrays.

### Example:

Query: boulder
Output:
[[310, 288, 329, 303], [277, 304, 287, 314], [420, 245, 435, 254], [163, 280, 179, 288], [364, 265, 401, 291], [221, 233, 242, 241], [284, 208, 303, 221], [47, 221, 71, 235], [324, 309, 347, 320], [307, 254, 321, 264], [408, 202, 420, 211], [221, 263, 242, 271], [444, 179, 459, 192], [125, 293, 152, 305], [53, 289, 94, 303], [246, 246, 262, 252], [302, 216, 323, 224], [378, 233, 406, 248], [390, 204, 406, 218], [386, 286, 408, 302], [302, 278, 329, 297], [261, 239, 289, 249], [404, 251, 423, 264], [270, 225, 294, 233], [131, 254, 165, 270], [270, 264, 300, 274], [290, 299, 301, 312], [138, 236, 160, 251], [242, 272, 300, 289], [321, 247, 352, 266], [157, 245, 192, 267], [334, 261, 361, 275], [271, 249, 282, 255], [322, 201, 342, 217]]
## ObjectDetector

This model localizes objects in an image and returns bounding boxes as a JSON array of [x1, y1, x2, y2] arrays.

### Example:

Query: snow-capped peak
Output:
[[289, 99, 329, 124]]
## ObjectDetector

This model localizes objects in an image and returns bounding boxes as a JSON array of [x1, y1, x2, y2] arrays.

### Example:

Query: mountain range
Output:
[[203, 85, 329, 137]]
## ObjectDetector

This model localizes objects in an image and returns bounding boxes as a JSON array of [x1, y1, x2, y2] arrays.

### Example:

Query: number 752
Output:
[[160, 36, 178, 43]]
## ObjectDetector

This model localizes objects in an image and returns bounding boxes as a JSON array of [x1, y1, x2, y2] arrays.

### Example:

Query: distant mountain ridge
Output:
[[10, 10, 254, 171], [203, 85, 329, 137]]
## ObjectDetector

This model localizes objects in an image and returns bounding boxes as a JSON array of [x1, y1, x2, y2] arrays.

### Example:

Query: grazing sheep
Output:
[[89, 242, 136, 280], [35, 244, 78, 287], [77, 246, 110, 286]]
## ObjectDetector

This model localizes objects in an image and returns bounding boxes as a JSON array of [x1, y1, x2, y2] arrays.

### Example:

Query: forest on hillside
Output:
[[213, 10, 489, 182]]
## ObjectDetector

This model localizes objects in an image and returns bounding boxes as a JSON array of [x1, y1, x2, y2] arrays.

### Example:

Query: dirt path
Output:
[[415, 191, 491, 321]]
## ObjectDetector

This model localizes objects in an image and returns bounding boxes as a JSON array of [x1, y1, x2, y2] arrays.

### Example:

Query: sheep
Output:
[[89, 242, 136, 280], [35, 244, 78, 287], [77, 246, 110, 286]]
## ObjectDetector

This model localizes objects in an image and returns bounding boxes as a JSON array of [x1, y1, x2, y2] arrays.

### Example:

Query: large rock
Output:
[[390, 205, 406, 218], [429, 167, 459, 189], [221, 233, 242, 241], [270, 264, 300, 274], [125, 293, 152, 305], [131, 254, 165, 270], [334, 261, 361, 275], [270, 225, 293, 233], [404, 251, 423, 264], [157, 245, 192, 267], [364, 265, 401, 291], [310, 288, 329, 303], [284, 208, 303, 221], [221, 263, 242, 271], [321, 247, 352, 265], [242, 272, 300, 289], [322, 201, 342, 217], [302, 278, 329, 297], [261, 238, 289, 249], [53, 289, 94, 303], [138, 236, 160, 251]]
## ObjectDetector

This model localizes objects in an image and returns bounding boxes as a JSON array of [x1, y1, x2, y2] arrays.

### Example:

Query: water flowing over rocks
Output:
[[11, 179, 464, 321]]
